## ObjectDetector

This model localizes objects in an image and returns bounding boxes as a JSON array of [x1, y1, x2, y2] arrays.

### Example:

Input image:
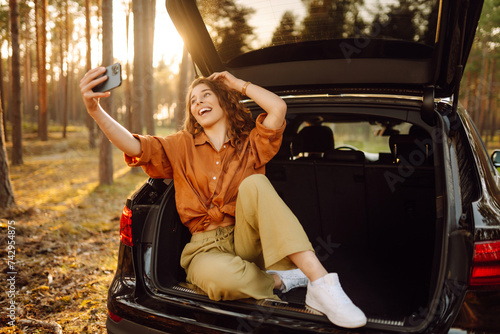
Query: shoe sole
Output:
[[305, 297, 367, 329]]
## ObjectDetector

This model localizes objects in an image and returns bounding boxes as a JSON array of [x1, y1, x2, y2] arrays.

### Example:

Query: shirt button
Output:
[[216, 161, 220, 165], [223, 145, 226, 148], [213, 176, 217, 180]]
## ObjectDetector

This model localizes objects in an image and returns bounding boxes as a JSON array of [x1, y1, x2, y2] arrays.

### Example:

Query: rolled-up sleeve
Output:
[[124, 134, 174, 179], [251, 113, 286, 168]]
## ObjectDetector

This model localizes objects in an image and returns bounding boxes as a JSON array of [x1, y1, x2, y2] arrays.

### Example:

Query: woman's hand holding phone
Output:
[[80, 64, 121, 116], [92, 63, 122, 93]]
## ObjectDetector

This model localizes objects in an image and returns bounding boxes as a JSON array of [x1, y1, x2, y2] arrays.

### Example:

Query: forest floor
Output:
[[0, 127, 155, 333]]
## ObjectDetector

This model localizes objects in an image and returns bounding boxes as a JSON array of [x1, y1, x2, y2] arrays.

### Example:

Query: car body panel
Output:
[[457, 107, 500, 237]]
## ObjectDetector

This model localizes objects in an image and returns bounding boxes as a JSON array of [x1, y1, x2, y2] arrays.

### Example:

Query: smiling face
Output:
[[189, 83, 228, 131]]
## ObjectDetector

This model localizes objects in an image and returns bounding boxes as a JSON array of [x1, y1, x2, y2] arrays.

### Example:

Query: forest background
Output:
[[1, 0, 500, 333]]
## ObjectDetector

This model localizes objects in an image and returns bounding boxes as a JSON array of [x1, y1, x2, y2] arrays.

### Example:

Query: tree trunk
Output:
[[23, 12, 34, 124], [62, 0, 69, 139], [0, 92, 15, 209], [85, 0, 96, 148], [175, 46, 190, 130], [124, 1, 132, 130], [477, 48, 489, 136], [472, 72, 480, 125], [37, 0, 48, 141], [58, 9, 65, 133], [462, 70, 472, 111], [144, 0, 156, 135], [10, 0, 23, 166], [49, 54, 58, 124], [490, 88, 498, 146], [0, 47, 6, 143], [99, 0, 114, 185], [6, 5, 12, 140], [486, 58, 496, 145], [64, 0, 70, 137], [132, 0, 144, 134]]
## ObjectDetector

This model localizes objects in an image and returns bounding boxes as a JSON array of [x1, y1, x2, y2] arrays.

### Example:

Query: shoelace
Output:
[[326, 283, 353, 305]]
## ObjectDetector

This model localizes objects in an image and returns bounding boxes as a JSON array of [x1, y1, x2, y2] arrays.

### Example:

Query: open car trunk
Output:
[[148, 99, 442, 331]]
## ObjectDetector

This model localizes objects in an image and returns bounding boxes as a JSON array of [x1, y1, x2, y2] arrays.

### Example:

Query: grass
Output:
[[0, 126, 158, 333]]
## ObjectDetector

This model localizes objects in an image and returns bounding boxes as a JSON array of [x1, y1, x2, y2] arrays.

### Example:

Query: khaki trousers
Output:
[[180, 174, 314, 301]]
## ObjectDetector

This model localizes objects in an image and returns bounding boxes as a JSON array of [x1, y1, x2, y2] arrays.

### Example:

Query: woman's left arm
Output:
[[208, 71, 287, 129]]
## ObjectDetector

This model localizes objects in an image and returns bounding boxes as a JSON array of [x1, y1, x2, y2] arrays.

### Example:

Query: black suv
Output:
[[106, 1, 500, 333]]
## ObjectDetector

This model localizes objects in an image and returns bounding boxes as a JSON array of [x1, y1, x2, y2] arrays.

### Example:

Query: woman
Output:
[[80, 67, 366, 328]]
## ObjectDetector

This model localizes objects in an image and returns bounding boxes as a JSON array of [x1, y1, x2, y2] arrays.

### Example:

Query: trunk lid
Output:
[[166, 0, 483, 97]]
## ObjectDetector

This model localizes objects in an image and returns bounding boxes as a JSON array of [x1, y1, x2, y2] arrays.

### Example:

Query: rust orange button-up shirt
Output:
[[125, 113, 285, 234]]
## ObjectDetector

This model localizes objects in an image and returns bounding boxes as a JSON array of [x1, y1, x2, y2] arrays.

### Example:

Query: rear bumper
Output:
[[108, 282, 500, 334], [107, 292, 357, 334], [106, 316, 167, 334], [107, 295, 238, 334]]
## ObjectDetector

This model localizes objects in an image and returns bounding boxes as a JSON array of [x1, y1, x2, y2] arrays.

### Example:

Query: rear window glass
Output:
[[297, 121, 412, 154], [196, 0, 440, 64]]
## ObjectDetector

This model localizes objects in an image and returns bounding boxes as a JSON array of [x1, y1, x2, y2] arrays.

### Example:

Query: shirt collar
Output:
[[194, 131, 209, 146], [194, 131, 237, 149]]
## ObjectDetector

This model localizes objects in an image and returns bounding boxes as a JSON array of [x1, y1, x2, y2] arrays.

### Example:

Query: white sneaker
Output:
[[267, 268, 309, 293], [306, 273, 367, 328]]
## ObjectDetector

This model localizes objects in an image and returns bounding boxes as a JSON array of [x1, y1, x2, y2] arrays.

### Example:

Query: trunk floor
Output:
[[277, 245, 431, 321], [169, 246, 432, 322]]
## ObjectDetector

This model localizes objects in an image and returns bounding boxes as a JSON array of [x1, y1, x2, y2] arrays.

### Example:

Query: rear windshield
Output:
[[196, 0, 440, 64], [297, 120, 413, 155]]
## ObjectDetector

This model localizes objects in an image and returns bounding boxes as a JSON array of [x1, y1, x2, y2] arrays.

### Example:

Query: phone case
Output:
[[92, 63, 122, 92]]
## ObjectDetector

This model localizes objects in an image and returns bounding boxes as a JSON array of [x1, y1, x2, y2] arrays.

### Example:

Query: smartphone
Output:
[[92, 63, 122, 93]]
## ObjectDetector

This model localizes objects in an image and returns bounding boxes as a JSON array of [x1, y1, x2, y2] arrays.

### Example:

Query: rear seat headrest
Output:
[[293, 125, 334, 156], [389, 127, 433, 165]]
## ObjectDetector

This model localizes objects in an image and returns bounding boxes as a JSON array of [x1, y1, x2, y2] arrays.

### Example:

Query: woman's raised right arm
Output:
[[80, 67, 142, 157]]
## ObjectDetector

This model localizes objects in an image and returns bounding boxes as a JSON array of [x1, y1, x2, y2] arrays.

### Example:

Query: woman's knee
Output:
[[188, 255, 257, 300], [189, 253, 239, 286], [239, 174, 272, 195]]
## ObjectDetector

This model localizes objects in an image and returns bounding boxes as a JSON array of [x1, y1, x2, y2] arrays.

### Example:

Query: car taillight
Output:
[[470, 240, 500, 287], [120, 206, 133, 247], [108, 309, 123, 323]]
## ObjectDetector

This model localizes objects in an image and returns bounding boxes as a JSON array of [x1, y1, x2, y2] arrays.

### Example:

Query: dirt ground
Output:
[[1, 129, 150, 333]]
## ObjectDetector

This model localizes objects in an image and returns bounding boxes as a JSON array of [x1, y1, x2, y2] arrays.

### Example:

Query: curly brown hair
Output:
[[184, 77, 255, 148]]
